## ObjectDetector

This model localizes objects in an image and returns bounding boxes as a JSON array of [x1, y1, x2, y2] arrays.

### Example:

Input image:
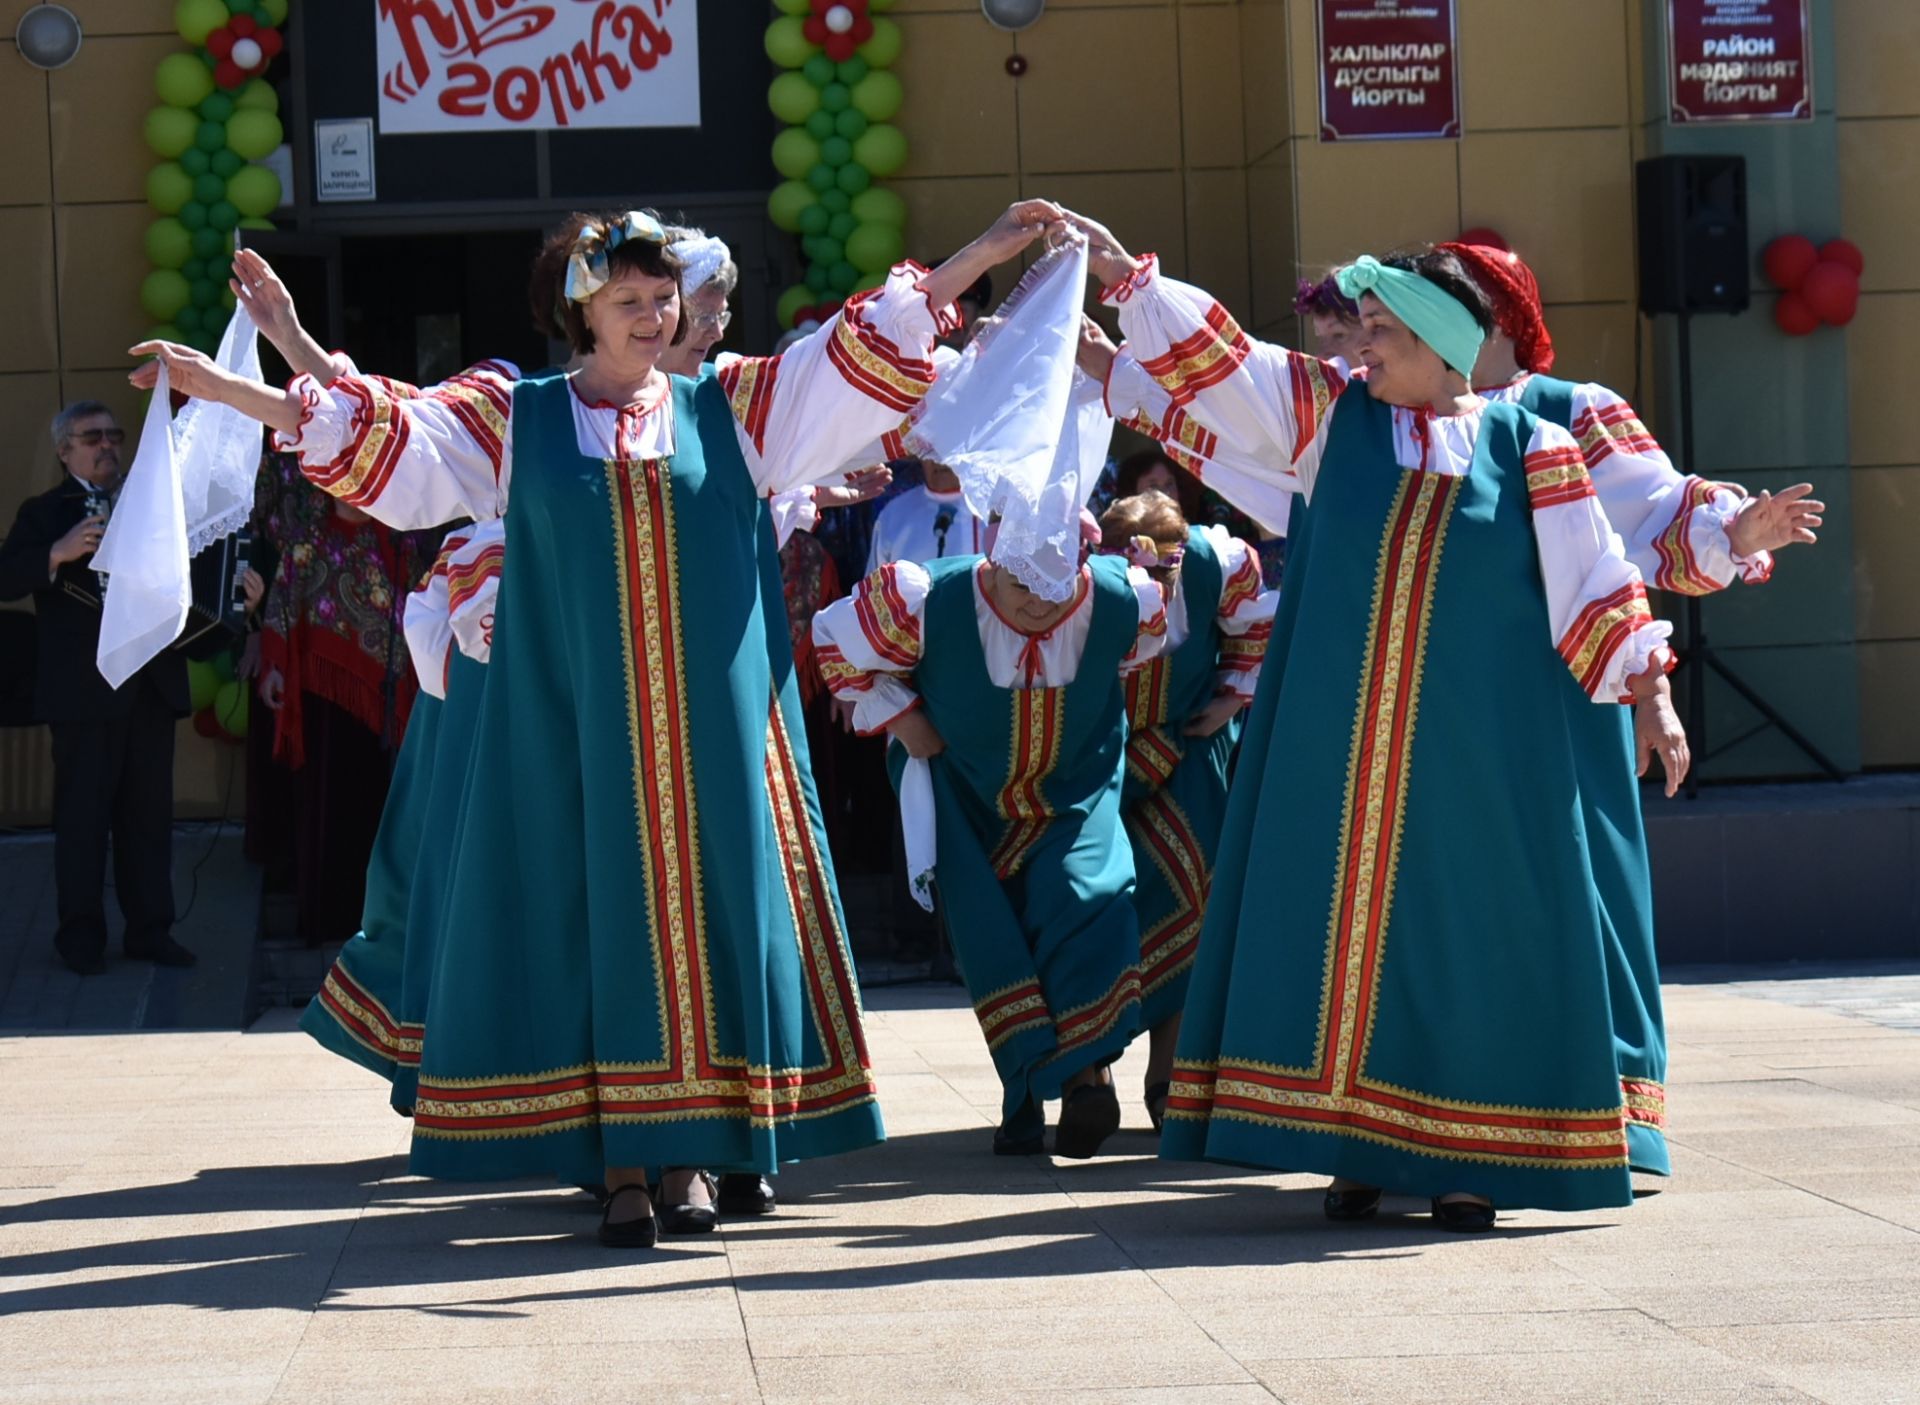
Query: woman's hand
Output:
[[888, 708, 946, 759], [918, 200, 1067, 312], [1727, 483, 1823, 557], [1183, 693, 1244, 739], [815, 465, 892, 511], [1629, 670, 1690, 798], [1064, 212, 1138, 287], [1077, 316, 1118, 383], [129, 340, 231, 401], [230, 249, 299, 351]]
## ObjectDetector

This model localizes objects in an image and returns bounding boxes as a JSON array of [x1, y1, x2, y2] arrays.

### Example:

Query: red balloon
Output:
[[206, 27, 235, 59], [230, 13, 256, 36], [1819, 238, 1864, 276], [1773, 292, 1819, 336], [810, 0, 833, 12], [1800, 260, 1859, 324], [824, 34, 856, 61], [1762, 234, 1818, 291], [852, 16, 874, 42], [192, 707, 223, 739], [1457, 226, 1508, 252], [256, 27, 284, 59], [214, 58, 247, 89], [803, 15, 827, 43]]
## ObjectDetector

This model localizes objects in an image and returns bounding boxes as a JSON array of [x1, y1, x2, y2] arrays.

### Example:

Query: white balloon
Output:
[[230, 37, 263, 68], [825, 5, 855, 34]]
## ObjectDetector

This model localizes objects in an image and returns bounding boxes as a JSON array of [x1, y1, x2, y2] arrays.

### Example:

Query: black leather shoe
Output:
[[1323, 1185, 1383, 1221], [654, 1170, 720, 1234], [598, 1183, 658, 1248], [126, 935, 197, 968], [1052, 1082, 1122, 1160], [1144, 1080, 1171, 1132], [717, 1173, 776, 1215], [1430, 1196, 1496, 1232], [53, 934, 107, 977], [994, 1096, 1046, 1156]]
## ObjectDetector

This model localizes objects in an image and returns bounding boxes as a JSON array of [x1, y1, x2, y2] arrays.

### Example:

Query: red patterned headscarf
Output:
[[1439, 241, 1555, 375]]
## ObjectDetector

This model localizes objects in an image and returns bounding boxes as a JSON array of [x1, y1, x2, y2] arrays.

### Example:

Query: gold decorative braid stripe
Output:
[[1139, 301, 1250, 405], [1651, 477, 1735, 596], [1134, 791, 1206, 998], [312, 376, 411, 508], [989, 688, 1063, 879], [1126, 657, 1171, 730], [1622, 1078, 1667, 1130], [718, 356, 779, 456], [827, 309, 935, 414], [1524, 442, 1596, 510], [317, 963, 422, 1066], [975, 980, 1051, 1052], [1557, 582, 1653, 698], [427, 377, 510, 461], [1046, 963, 1143, 1063], [1287, 353, 1348, 464], [1573, 399, 1662, 466], [854, 565, 921, 668]]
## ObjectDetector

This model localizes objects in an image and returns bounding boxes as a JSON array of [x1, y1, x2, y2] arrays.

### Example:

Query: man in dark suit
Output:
[[0, 401, 197, 975]]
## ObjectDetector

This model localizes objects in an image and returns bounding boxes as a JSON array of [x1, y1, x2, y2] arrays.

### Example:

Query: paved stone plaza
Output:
[[2, 975, 1918, 1404]]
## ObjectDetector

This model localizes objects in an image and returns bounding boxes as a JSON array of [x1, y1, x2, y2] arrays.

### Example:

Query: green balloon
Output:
[[834, 107, 869, 140], [208, 200, 241, 232], [190, 278, 220, 309], [820, 82, 851, 113], [837, 57, 870, 86], [199, 92, 236, 123], [187, 658, 221, 712], [828, 211, 858, 241], [853, 123, 908, 177], [768, 71, 820, 125], [859, 17, 903, 68], [193, 171, 226, 204], [210, 148, 244, 178], [851, 186, 908, 228], [227, 165, 281, 218], [175, 0, 231, 45], [183, 257, 208, 281], [829, 260, 860, 295], [176, 305, 203, 334], [235, 77, 279, 114], [214, 679, 249, 739], [820, 189, 852, 215], [764, 15, 817, 69], [195, 120, 228, 153], [207, 253, 233, 284], [803, 234, 841, 266], [156, 53, 215, 109], [771, 127, 821, 181], [147, 162, 193, 214], [260, 0, 288, 22], [179, 200, 209, 230], [846, 222, 906, 275], [767, 179, 817, 234], [805, 110, 835, 140], [191, 225, 225, 259], [141, 269, 192, 321], [144, 106, 199, 159], [851, 70, 904, 122], [821, 135, 852, 167], [806, 162, 837, 194], [775, 283, 813, 329], [798, 202, 830, 237], [225, 109, 284, 161], [180, 146, 211, 176], [802, 54, 835, 88], [772, 0, 810, 14], [145, 218, 193, 270], [805, 261, 832, 294], [835, 162, 871, 195]]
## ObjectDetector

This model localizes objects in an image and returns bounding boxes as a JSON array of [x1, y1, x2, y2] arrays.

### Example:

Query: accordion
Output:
[[174, 529, 254, 650]]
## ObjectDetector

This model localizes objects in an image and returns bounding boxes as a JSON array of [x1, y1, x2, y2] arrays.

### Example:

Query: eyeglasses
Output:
[[70, 428, 126, 447], [686, 308, 732, 334]]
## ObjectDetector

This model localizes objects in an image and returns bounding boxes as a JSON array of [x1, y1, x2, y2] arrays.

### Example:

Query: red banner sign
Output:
[[1317, 0, 1459, 142], [1667, 0, 1813, 124]]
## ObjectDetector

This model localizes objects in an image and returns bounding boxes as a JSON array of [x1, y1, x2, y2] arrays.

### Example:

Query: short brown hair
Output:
[[1100, 489, 1188, 553], [529, 211, 687, 353]]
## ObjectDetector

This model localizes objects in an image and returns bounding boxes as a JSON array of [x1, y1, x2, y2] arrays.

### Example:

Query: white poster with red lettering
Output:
[[376, 0, 700, 134]]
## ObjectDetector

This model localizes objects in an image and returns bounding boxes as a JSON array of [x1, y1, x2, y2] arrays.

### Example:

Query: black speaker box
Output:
[[1636, 154, 1750, 316]]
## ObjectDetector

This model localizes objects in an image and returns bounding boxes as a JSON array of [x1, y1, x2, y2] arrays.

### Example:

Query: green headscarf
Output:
[[1336, 254, 1486, 382]]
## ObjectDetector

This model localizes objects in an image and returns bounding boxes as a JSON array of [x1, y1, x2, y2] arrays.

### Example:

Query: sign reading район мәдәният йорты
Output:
[[1316, 0, 1459, 142], [374, 0, 702, 135], [1667, 0, 1813, 124]]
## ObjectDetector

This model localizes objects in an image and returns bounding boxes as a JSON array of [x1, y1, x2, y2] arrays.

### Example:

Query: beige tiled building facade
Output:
[[0, 0, 1913, 822]]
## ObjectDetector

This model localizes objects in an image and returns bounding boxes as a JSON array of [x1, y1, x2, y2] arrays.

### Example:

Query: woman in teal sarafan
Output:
[[1083, 222, 1693, 1231], [136, 200, 1069, 1247], [1096, 488, 1275, 1134]]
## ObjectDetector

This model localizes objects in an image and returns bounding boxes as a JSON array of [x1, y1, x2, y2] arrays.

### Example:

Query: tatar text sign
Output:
[[1317, 0, 1460, 142], [1667, 0, 1812, 123], [376, 0, 701, 134]]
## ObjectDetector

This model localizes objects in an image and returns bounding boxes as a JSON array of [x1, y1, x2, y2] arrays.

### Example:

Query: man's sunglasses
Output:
[[70, 428, 126, 447]]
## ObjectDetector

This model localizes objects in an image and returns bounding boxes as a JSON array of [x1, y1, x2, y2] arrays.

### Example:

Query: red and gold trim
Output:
[[828, 292, 939, 414], [445, 543, 504, 618], [1572, 396, 1662, 468], [316, 961, 422, 1067], [1217, 550, 1263, 618], [1286, 353, 1348, 464], [815, 643, 876, 695], [1138, 301, 1252, 407], [1651, 477, 1739, 596], [1623, 1078, 1666, 1131], [975, 980, 1051, 1052], [304, 376, 414, 509], [1124, 725, 1182, 792], [1047, 963, 1144, 1064], [1125, 656, 1172, 730], [718, 355, 779, 457], [427, 371, 512, 465], [1132, 791, 1206, 1000], [1524, 440, 1597, 511], [1218, 620, 1270, 677], [1557, 581, 1656, 699], [854, 565, 922, 669], [988, 687, 1064, 879]]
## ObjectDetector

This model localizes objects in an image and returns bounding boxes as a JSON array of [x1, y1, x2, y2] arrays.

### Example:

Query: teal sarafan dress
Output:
[[1118, 525, 1269, 1031], [1162, 391, 1662, 1213]]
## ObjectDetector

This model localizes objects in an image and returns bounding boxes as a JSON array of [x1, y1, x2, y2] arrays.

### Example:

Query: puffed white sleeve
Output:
[[1524, 420, 1676, 702], [1103, 255, 1347, 502], [769, 487, 819, 549], [1121, 568, 1170, 675], [810, 560, 932, 736], [721, 263, 961, 495], [1205, 527, 1278, 700], [401, 530, 467, 700], [445, 518, 506, 665], [274, 359, 520, 528], [1568, 384, 1774, 595]]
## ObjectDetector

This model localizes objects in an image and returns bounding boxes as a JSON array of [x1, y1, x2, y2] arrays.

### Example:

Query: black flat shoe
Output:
[[654, 1170, 721, 1234], [1430, 1196, 1497, 1233], [598, 1183, 658, 1248], [717, 1173, 776, 1215], [1052, 1082, 1121, 1160], [1323, 1185, 1383, 1221], [126, 935, 197, 968], [53, 935, 107, 977], [1144, 1080, 1171, 1132], [994, 1096, 1046, 1156]]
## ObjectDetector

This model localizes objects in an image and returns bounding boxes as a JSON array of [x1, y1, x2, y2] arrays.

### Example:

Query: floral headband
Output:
[[563, 211, 668, 305], [1102, 534, 1185, 572]]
